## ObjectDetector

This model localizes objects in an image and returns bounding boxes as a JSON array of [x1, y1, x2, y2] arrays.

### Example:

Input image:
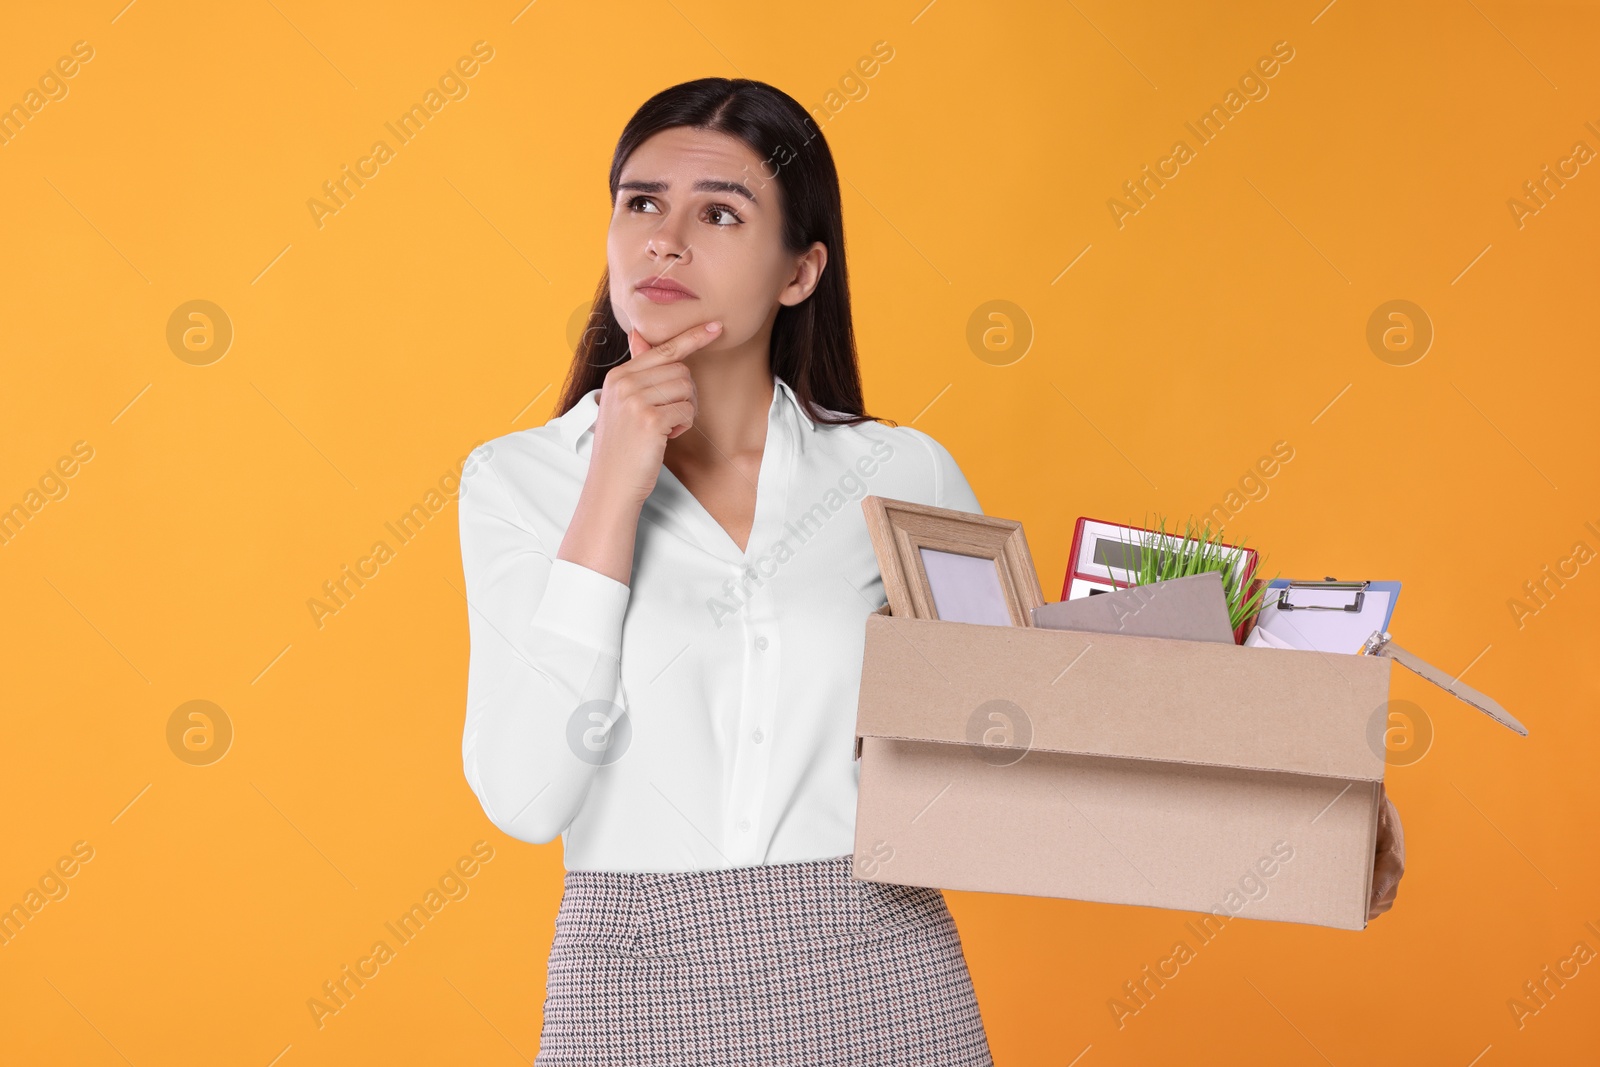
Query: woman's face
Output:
[[607, 125, 825, 350]]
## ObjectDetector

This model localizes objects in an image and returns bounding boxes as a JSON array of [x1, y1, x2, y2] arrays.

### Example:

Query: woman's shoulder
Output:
[[846, 418, 963, 475], [456, 416, 591, 538], [811, 415, 982, 515], [460, 425, 568, 487]]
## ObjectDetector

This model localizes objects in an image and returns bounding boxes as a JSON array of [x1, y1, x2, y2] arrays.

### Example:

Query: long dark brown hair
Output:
[[556, 77, 885, 429]]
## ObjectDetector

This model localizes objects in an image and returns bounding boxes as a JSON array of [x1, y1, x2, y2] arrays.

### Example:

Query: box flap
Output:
[[855, 612, 1391, 781]]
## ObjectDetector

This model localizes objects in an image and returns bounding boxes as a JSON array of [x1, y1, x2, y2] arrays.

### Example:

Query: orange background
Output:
[[2, 1, 1597, 1063]]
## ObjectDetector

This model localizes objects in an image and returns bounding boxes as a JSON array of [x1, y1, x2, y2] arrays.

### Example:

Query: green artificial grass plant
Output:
[[1106, 514, 1277, 634]]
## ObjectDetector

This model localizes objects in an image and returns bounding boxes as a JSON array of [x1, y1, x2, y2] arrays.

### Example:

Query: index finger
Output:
[[627, 320, 723, 367]]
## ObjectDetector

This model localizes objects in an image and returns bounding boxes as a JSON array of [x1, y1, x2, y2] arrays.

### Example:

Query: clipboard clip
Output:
[[1276, 576, 1368, 613], [1359, 630, 1529, 737]]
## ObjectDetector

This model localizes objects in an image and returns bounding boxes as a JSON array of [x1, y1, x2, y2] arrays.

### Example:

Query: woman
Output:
[[458, 76, 1404, 1064], [458, 77, 995, 1064]]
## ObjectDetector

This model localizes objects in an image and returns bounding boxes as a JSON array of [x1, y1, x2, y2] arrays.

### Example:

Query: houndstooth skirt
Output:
[[533, 853, 993, 1066]]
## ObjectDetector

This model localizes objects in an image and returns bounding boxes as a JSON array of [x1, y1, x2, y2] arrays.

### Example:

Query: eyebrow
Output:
[[617, 178, 758, 205]]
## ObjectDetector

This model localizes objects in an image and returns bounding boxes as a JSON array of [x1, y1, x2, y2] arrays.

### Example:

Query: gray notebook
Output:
[[1031, 571, 1236, 644]]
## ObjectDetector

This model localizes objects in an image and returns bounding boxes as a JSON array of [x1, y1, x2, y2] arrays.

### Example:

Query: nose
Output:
[[646, 214, 692, 263]]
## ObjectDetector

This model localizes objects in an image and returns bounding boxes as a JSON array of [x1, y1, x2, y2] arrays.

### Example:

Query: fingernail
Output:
[[707, 321, 722, 333]]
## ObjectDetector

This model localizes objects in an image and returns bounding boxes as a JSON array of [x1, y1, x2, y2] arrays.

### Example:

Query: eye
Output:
[[704, 203, 744, 226], [625, 195, 660, 214]]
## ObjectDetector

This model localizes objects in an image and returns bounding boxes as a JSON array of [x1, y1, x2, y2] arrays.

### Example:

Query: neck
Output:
[[665, 329, 775, 466]]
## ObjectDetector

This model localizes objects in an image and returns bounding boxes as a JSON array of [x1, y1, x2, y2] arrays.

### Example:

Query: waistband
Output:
[[563, 852, 855, 890], [554, 853, 885, 956]]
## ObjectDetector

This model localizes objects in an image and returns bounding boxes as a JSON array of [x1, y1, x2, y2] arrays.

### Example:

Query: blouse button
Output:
[[755, 635, 769, 651], [738, 818, 751, 832], [752, 728, 764, 743]]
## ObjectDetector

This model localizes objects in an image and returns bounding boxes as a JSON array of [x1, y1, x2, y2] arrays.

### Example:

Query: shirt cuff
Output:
[[529, 558, 631, 659]]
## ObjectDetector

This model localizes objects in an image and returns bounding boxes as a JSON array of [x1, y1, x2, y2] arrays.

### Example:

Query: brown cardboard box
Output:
[[851, 573, 1396, 931]]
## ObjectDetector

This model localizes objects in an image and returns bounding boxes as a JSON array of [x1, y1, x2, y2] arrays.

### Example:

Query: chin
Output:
[[627, 304, 708, 346]]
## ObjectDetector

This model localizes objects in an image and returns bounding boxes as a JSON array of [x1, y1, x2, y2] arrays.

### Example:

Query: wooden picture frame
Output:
[[861, 495, 1044, 625]]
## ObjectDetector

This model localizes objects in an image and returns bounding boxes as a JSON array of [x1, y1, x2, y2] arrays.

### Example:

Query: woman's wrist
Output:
[[557, 474, 645, 586]]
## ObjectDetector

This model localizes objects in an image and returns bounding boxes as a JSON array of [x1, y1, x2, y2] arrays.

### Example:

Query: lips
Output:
[[635, 275, 698, 298]]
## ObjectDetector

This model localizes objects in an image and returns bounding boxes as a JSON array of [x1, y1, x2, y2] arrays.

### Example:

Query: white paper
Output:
[[1244, 624, 1298, 650]]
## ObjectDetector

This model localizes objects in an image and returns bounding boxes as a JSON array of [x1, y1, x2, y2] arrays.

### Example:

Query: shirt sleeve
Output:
[[903, 426, 983, 515], [458, 452, 631, 845]]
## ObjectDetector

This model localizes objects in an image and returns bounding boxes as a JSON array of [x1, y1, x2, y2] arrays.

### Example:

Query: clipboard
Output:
[[1250, 577, 1400, 654]]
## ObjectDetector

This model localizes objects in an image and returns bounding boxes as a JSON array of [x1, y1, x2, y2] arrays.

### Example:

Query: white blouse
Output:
[[458, 374, 982, 872]]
